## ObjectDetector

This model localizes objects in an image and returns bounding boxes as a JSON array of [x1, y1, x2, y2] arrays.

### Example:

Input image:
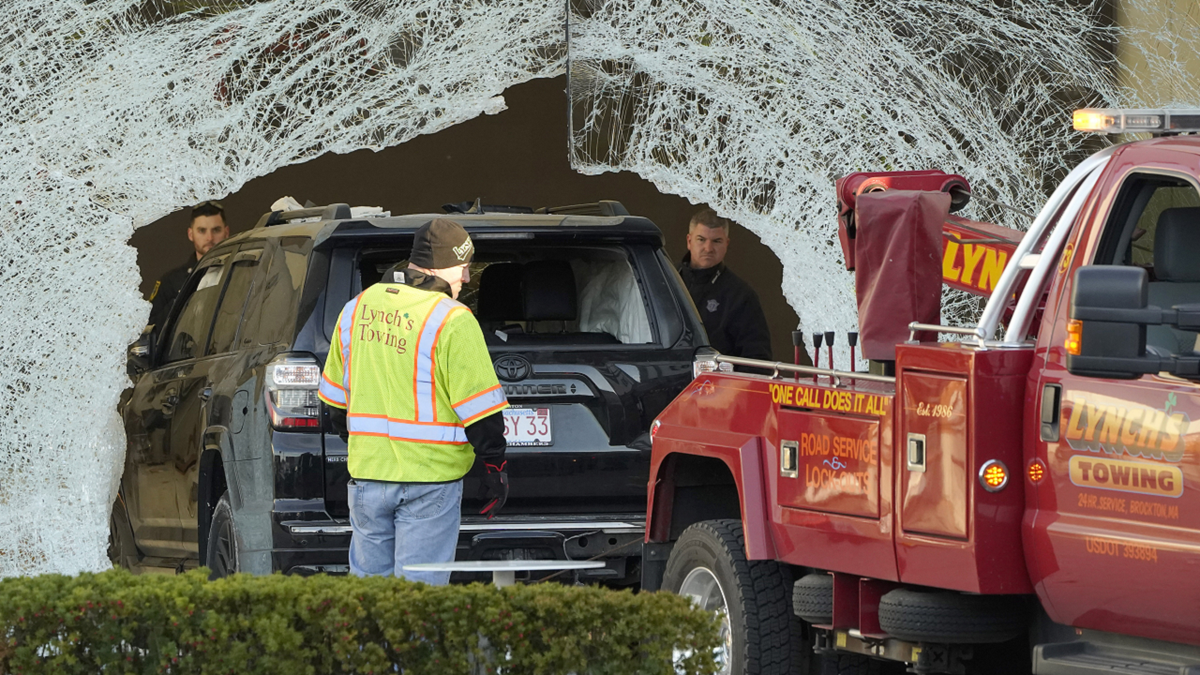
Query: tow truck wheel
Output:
[[205, 492, 239, 580], [663, 519, 805, 675]]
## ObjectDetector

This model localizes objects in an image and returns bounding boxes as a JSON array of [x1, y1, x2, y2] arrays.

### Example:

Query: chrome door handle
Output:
[[906, 433, 926, 472], [1040, 383, 1061, 442]]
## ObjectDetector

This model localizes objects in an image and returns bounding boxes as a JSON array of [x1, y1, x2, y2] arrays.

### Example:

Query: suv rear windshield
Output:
[[356, 245, 654, 346]]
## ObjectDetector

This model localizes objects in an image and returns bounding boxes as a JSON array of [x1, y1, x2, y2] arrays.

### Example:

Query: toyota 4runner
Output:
[[113, 200, 705, 584]]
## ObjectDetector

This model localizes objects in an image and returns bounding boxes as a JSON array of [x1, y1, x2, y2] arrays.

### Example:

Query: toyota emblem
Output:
[[494, 355, 531, 382]]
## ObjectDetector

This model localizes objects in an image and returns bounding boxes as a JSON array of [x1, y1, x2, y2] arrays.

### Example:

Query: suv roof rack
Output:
[[440, 199, 631, 217], [259, 203, 352, 227], [442, 198, 535, 215], [535, 200, 629, 217]]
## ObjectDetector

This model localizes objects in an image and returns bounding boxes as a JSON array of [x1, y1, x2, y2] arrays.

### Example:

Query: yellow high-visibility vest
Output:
[[317, 282, 507, 482]]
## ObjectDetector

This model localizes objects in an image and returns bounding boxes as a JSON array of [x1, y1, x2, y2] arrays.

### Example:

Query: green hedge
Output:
[[0, 569, 718, 675]]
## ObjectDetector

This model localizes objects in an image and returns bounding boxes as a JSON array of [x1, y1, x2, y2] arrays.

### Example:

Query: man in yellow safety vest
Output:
[[318, 217, 509, 583]]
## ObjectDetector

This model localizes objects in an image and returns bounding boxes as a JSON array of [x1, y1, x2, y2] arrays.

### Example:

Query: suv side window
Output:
[[239, 237, 309, 347], [164, 260, 227, 363], [207, 248, 262, 354]]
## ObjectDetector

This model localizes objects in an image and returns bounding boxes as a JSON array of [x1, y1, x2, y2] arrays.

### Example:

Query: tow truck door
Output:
[[1029, 163, 1200, 642]]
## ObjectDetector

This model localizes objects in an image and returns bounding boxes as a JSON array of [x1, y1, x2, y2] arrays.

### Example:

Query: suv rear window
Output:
[[357, 246, 654, 345]]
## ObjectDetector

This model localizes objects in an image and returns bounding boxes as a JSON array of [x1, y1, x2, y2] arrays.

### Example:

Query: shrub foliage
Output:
[[0, 569, 718, 674]]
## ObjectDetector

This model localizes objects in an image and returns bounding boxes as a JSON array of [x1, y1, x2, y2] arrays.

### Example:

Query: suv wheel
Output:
[[663, 519, 805, 675], [206, 492, 239, 579]]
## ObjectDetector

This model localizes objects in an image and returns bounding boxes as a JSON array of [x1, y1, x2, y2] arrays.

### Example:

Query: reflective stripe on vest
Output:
[[318, 373, 347, 406], [338, 296, 359, 393], [413, 298, 459, 423], [453, 384, 507, 424], [347, 414, 468, 444]]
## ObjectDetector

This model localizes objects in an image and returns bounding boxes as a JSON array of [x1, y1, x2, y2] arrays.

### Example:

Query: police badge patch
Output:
[[706, 299, 719, 313]]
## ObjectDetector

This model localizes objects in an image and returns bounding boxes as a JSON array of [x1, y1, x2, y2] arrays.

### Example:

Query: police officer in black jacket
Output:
[[147, 201, 230, 332], [678, 208, 773, 361]]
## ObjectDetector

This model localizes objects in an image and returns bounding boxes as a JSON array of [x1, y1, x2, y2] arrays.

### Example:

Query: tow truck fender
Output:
[[648, 433, 777, 560]]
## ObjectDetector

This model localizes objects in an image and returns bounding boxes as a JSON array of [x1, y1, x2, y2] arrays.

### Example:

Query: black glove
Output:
[[328, 405, 349, 443], [478, 460, 509, 520]]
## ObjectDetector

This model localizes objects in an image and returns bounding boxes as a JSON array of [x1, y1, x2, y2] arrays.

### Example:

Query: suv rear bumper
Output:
[[270, 512, 645, 580]]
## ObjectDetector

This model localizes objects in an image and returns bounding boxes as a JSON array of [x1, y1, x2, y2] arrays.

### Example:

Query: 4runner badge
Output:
[[494, 355, 531, 382]]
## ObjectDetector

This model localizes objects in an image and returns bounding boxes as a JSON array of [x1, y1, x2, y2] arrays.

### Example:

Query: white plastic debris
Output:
[[350, 206, 389, 219], [270, 196, 306, 212]]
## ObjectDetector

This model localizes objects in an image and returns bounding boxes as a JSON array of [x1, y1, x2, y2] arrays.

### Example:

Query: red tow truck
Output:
[[643, 110, 1200, 675]]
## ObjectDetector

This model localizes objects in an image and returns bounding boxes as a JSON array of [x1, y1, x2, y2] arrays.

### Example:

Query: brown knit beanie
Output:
[[410, 218, 473, 269]]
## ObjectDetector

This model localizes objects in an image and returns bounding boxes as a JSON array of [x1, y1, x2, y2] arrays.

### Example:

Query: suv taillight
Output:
[[265, 355, 322, 431]]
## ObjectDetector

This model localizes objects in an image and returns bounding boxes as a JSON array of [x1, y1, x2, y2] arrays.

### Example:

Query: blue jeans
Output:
[[346, 479, 463, 584]]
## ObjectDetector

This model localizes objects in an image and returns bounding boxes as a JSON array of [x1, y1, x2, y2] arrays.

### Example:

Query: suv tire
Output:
[[663, 519, 805, 675], [206, 492, 239, 579]]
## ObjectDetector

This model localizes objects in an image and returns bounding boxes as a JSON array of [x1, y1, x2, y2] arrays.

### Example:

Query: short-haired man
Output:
[[678, 208, 773, 360], [147, 200, 229, 331], [319, 218, 509, 584]]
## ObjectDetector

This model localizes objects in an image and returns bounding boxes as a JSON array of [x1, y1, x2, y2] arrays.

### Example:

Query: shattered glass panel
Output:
[[1, 0, 1197, 576], [0, 0, 563, 577], [567, 0, 1200, 362]]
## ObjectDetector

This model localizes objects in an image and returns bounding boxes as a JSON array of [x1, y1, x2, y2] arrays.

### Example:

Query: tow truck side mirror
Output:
[[1067, 266, 1200, 380]]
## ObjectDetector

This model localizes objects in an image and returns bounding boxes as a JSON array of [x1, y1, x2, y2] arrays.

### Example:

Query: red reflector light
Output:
[[279, 417, 321, 429], [1028, 459, 1047, 484]]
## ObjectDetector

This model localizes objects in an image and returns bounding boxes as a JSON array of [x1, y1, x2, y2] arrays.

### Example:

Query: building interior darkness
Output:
[[130, 75, 802, 361]]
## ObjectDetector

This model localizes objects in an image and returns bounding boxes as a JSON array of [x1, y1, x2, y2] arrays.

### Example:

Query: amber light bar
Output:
[[1074, 108, 1200, 135]]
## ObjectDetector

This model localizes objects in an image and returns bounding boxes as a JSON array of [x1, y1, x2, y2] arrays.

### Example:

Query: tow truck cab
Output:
[[646, 111, 1200, 675]]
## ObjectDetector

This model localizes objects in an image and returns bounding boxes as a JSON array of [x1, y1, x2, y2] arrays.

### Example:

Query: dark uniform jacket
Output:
[[147, 257, 198, 332], [678, 253, 773, 360]]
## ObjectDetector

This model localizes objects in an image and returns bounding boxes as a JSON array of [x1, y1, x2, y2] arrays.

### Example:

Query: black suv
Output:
[[113, 200, 705, 583]]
